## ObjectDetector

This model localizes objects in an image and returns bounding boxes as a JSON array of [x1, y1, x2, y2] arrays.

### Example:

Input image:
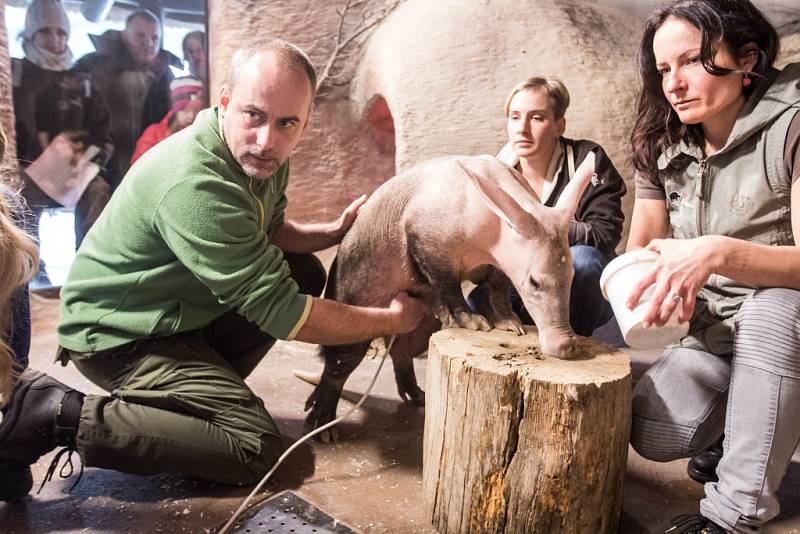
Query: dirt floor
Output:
[[2, 291, 800, 534]]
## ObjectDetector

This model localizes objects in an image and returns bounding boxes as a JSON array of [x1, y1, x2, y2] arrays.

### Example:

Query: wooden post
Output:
[[423, 327, 631, 534]]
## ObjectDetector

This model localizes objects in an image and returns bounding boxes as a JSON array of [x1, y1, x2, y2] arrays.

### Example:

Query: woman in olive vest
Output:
[[626, 1, 800, 532]]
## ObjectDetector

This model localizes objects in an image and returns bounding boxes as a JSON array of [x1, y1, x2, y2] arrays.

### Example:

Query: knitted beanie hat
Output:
[[23, 0, 70, 41], [170, 76, 204, 112]]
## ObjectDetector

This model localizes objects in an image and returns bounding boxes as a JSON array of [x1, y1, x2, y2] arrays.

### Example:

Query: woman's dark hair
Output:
[[630, 0, 780, 180]]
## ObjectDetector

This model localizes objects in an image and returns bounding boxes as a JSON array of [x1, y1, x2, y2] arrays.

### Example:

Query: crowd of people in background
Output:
[[12, 0, 207, 288]]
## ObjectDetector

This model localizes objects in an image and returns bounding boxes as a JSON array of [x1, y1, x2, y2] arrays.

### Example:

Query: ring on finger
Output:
[[669, 291, 681, 303]]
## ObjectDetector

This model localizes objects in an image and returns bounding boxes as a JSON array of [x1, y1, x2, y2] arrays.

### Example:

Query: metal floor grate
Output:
[[226, 490, 357, 533]]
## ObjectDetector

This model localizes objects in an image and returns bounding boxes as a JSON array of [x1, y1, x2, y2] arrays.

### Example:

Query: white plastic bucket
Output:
[[599, 250, 689, 350]]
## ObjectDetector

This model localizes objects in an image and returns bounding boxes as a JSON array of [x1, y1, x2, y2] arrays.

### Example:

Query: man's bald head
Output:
[[228, 40, 317, 101], [218, 39, 316, 180]]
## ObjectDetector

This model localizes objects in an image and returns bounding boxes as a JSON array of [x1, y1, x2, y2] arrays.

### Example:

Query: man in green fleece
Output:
[[0, 39, 425, 499]]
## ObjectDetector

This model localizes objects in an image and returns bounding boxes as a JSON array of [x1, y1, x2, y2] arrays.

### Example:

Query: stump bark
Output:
[[423, 327, 631, 534]]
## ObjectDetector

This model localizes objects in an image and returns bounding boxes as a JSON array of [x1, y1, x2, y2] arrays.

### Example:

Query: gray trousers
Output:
[[631, 288, 800, 533]]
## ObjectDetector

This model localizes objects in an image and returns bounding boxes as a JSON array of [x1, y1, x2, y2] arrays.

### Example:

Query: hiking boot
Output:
[[687, 436, 723, 484], [666, 514, 729, 533], [0, 369, 84, 500], [0, 464, 32, 501]]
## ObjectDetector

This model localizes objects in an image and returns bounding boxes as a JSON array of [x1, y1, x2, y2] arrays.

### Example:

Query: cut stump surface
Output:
[[423, 327, 631, 534]]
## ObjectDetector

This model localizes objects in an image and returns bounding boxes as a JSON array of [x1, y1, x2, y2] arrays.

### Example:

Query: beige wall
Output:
[[351, 0, 642, 246], [208, 0, 397, 224], [778, 33, 800, 68], [206, 0, 800, 247], [209, 0, 643, 243]]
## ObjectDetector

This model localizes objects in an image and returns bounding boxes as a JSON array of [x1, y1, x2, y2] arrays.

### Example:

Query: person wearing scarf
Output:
[[12, 0, 113, 288], [21, 0, 72, 71]]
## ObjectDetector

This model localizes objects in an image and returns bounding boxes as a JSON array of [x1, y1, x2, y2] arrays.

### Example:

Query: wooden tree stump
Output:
[[423, 327, 631, 534]]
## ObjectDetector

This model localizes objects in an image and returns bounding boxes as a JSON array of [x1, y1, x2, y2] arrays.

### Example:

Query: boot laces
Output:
[[37, 445, 83, 494], [36, 391, 84, 494], [666, 514, 728, 534]]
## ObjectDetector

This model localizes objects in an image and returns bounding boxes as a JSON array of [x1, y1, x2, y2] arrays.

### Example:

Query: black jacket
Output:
[[543, 138, 626, 258], [74, 30, 181, 188], [12, 57, 112, 164]]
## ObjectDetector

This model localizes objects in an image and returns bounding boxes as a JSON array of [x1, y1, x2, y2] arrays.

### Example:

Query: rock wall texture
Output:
[[207, 0, 800, 248], [208, 0, 397, 224], [353, 0, 640, 170], [209, 0, 642, 244], [778, 33, 800, 68], [351, 0, 642, 244]]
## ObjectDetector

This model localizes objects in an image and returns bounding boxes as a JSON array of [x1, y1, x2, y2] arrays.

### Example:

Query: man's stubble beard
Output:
[[221, 112, 283, 179], [239, 153, 281, 180]]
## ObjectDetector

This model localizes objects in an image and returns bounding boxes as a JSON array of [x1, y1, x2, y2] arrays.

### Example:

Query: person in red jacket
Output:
[[130, 77, 204, 165]]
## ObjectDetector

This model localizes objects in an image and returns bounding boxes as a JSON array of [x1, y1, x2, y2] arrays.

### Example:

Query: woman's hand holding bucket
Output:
[[625, 236, 726, 328]]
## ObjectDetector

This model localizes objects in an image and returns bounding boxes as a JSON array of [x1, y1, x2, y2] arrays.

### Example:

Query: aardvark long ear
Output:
[[457, 159, 538, 235], [554, 150, 596, 220]]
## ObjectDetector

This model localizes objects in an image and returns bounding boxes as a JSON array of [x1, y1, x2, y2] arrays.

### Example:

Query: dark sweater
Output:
[[500, 137, 627, 258], [550, 138, 627, 258], [12, 58, 111, 164]]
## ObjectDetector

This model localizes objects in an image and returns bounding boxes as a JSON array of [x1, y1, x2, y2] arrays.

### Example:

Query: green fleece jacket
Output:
[[58, 107, 312, 353]]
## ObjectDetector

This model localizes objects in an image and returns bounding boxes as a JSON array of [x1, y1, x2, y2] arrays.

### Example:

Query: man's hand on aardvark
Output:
[[387, 292, 426, 334], [329, 194, 367, 243]]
